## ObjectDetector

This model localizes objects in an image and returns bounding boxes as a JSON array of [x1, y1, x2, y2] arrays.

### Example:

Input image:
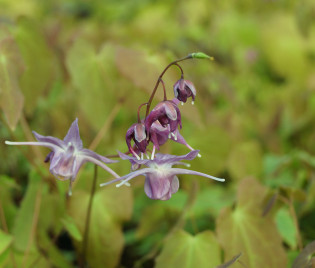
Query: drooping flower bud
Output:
[[173, 79, 196, 104], [126, 122, 148, 158]]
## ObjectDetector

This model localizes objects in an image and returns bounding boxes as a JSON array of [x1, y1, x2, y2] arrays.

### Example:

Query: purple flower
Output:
[[125, 122, 148, 159], [100, 150, 224, 200], [145, 100, 182, 135], [173, 79, 196, 104], [5, 119, 119, 194]]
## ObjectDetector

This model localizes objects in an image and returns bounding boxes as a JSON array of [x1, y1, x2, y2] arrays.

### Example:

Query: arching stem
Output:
[[145, 55, 191, 117], [137, 103, 148, 123]]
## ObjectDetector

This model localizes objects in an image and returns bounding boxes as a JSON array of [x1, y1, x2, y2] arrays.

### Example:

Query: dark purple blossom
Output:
[[5, 119, 119, 194], [100, 150, 224, 200], [173, 79, 196, 104], [144, 100, 182, 159], [145, 100, 182, 134], [126, 122, 148, 159]]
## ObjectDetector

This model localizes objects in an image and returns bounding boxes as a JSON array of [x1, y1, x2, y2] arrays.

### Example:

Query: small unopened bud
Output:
[[190, 52, 214, 60]]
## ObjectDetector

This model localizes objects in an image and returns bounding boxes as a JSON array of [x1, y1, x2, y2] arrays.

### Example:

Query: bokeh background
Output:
[[1, 0, 315, 267]]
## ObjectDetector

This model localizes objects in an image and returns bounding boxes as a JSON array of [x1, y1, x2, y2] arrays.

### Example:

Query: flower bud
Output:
[[173, 79, 196, 103], [126, 123, 148, 155]]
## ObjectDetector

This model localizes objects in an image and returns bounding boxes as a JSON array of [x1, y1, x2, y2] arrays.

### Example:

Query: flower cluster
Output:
[[103, 52, 225, 199], [5, 52, 225, 200]]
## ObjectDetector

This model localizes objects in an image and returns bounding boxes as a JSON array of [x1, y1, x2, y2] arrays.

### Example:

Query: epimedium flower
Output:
[[125, 120, 196, 161], [5, 118, 120, 195], [126, 122, 148, 160], [173, 79, 196, 104], [145, 100, 182, 157], [100, 150, 224, 200], [145, 100, 182, 135]]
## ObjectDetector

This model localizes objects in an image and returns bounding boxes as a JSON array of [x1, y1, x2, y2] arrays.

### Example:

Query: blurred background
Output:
[[1, 0, 315, 267]]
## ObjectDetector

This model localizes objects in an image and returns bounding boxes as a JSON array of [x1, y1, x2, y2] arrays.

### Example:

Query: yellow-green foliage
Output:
[[1, 0, 315, 267]]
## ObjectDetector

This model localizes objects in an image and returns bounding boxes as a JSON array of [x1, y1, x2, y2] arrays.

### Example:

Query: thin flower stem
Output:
[[0, 199, 17, 268], [82, 165, 98, 266], [28, 228, 65, 267], [137, 103, 148, 123], [145, 55, 191, 117], [159, 78, 167, 101]]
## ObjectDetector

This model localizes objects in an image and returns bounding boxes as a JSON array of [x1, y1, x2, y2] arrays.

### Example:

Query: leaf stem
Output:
[[82, 165, 98, 266]]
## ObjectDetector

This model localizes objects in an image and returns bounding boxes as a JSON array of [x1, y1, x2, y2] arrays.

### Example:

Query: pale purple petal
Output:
[[153, 150, 199, 165], [80, 148, 118, 164], [100, 168, 155, 187], [118, 150, 200, 167], [144, 174, 171, 200], [32, 131, 65, 148], [170, 176, 179, 194], [158, 176, 179, 200], [80, 154, 120, 179], [63, 118, 83, 149], [168, 168, 225, 182]]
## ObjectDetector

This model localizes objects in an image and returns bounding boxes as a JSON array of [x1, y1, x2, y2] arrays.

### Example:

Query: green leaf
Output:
[[260, 14, 308, 81], [275, 208, 297, 249], [37, 190, 65, 235], [66, 41, 118, 130], [155, 229, 221, 268], [216, 178, 287, 268], [0, 230, 12, 255], [60, 215, 82, 241], [14, 17, 56, 116], [176, 126, 231, 176], [37, 230, 73, 268], [115, 47, 162, 95], [0, 30, 24, 130], [12, 170, 41, 252], [0, 175, 19, 231], [227, 141, 263, 181], [67, 185, 133, 268]]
